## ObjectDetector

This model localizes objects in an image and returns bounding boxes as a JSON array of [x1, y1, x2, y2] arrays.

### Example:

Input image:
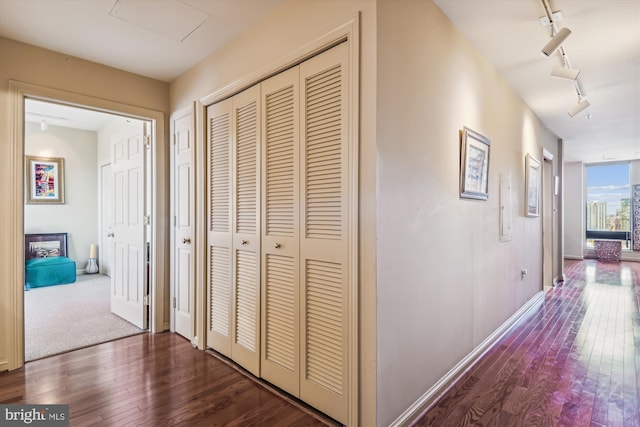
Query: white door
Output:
[[100, 163, 113, 276], [173, 111, 195, 340], [110, 121, 148, 329]]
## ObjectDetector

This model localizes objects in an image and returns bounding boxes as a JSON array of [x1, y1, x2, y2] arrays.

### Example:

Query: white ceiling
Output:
[[433, 0, 640, 164], [2, 0, 638, 163], [25, 99, 121, 131], [0, 0, 284, 82]]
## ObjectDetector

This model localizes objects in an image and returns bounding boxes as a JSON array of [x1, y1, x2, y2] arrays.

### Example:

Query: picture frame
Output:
[[525, 153, 541, 217], [460, 127, 490, 200], [25, 232, 69, 260], [26, 156, 65, 204]]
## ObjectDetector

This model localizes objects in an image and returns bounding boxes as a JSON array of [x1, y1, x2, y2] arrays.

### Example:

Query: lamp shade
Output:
[[568, 98, 590, 117], [551, 65, 580, 80], [541, 27, 572, 57]]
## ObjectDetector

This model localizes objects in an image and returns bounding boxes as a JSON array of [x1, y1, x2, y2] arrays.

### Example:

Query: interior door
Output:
[[173, 110, 195, 339], [110, 121, 148, 329], [100, 163, 113, 276]]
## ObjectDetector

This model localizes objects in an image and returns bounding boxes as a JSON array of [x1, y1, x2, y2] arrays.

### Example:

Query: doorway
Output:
[[7, 81, 168, 371], [543, 153, 555, 290], [23, 98, 151, 360]]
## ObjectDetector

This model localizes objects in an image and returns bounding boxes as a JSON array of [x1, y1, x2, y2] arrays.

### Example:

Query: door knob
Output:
[[274, 242, 281, 249], [182, 237, 191, 244], [241, 240, 248, 245], [106, 232, 114, 238]]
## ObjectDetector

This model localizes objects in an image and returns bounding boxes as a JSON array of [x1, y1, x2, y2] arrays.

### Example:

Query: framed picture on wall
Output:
[[26, 156, 65, 204], [525, 153, 541, 217], [460, 127, 490, 200]]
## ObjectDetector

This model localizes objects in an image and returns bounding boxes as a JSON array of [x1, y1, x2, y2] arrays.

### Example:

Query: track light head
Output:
[[551, 65, 580, 80], [541, 27, 572, 57], [568, 98, 590, 117]]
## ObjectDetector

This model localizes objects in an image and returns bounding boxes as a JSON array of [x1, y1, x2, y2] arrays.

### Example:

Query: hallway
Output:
[[415, 259, 640, 426]]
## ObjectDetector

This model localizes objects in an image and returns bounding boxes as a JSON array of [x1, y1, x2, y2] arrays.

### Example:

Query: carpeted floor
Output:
[[24, 274, 144, 361]]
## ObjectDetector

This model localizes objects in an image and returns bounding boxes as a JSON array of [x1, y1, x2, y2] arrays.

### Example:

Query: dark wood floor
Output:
[[0, 332, 337, 426], [4, 259, 639, 426], [413, 259, 640, 426]]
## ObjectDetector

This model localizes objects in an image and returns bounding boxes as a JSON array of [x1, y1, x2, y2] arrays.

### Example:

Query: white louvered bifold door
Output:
[[206, 98, 233, 357], [260, 67, 301, 396], [299, 43, 349, 423], [230, 85, 261, 376]]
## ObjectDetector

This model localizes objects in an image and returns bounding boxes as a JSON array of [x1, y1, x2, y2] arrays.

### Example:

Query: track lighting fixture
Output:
[[541, 27, 572, 57], [551, 65, 580, 80], [539, 0, 591, 117], [568, 98, 590, 117]]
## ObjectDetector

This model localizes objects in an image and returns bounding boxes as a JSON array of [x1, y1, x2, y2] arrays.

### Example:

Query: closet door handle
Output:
[[241, 240, 248, 245], [182, 237, 191, 244], [274, 242, 281, 249], [106, 231, 115, 238]]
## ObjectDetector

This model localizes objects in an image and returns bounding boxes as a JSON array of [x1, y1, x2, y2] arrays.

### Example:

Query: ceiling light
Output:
[[551, 65, 580, 80], [40, 120, 48, 131], [541, 27, 572, 57], [568, 98, 590, 117]]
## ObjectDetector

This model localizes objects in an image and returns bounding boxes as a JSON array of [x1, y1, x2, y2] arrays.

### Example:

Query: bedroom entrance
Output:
[[23, 98, 152, 360]]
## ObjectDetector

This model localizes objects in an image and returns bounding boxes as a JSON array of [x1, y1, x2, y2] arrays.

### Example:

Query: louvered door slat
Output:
[[235, 99, 257, 235], [210, 246, 230, 336], [230, 85, 261, 377], [235, 250, 257, 352], [261, 66, 300, 397], [264, 254, 295, 370], [299, 42, 349, 424], [206, 99, 233, 357], [210, 114, 231, 233]]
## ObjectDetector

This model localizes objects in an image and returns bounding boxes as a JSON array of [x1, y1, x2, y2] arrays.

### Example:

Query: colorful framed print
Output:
[[26, 156, 65, 204]]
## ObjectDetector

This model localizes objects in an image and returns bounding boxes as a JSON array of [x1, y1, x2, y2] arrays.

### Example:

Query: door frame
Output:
[[542, 148, 558, 288], [8, 80, 168, 370]]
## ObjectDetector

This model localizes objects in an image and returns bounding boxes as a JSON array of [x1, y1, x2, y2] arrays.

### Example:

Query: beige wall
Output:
[[376, 1, 559, 424], [564, 161, 584, 259], [25, 122, 99, 269], [0, 36, 169, 371]]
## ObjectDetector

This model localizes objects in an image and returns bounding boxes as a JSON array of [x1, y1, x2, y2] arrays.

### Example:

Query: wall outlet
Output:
[[521, 268, 528, 279]]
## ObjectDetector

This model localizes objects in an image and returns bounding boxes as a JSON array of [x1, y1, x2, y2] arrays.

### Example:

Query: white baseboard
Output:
[[564, 255, 583, 260], [389, 291, 545, 427]]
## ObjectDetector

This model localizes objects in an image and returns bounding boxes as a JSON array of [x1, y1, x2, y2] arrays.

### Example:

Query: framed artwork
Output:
[[525, 153, 541, 217], [460, 127, 490, 200], [26, 156, 65, 204], [25, 232, 69, 260]]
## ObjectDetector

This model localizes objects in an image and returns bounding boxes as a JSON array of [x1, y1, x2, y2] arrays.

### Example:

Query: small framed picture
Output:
[[525, 153, 541, 217], [460, 127, 490, 200], [26, 156, 65, 204]]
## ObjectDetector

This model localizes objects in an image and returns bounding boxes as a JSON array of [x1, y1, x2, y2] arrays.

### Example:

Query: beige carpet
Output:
[[24, 273, 144, 361]]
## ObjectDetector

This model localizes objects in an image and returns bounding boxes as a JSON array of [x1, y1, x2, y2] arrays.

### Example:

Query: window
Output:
[[585, 162, 631, 249]]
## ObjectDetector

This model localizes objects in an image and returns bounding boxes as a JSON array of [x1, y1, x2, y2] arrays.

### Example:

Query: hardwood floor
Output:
[[413, 259, 640, 426], [0, 333, 338, 426], [5, 259, 639, 426]]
